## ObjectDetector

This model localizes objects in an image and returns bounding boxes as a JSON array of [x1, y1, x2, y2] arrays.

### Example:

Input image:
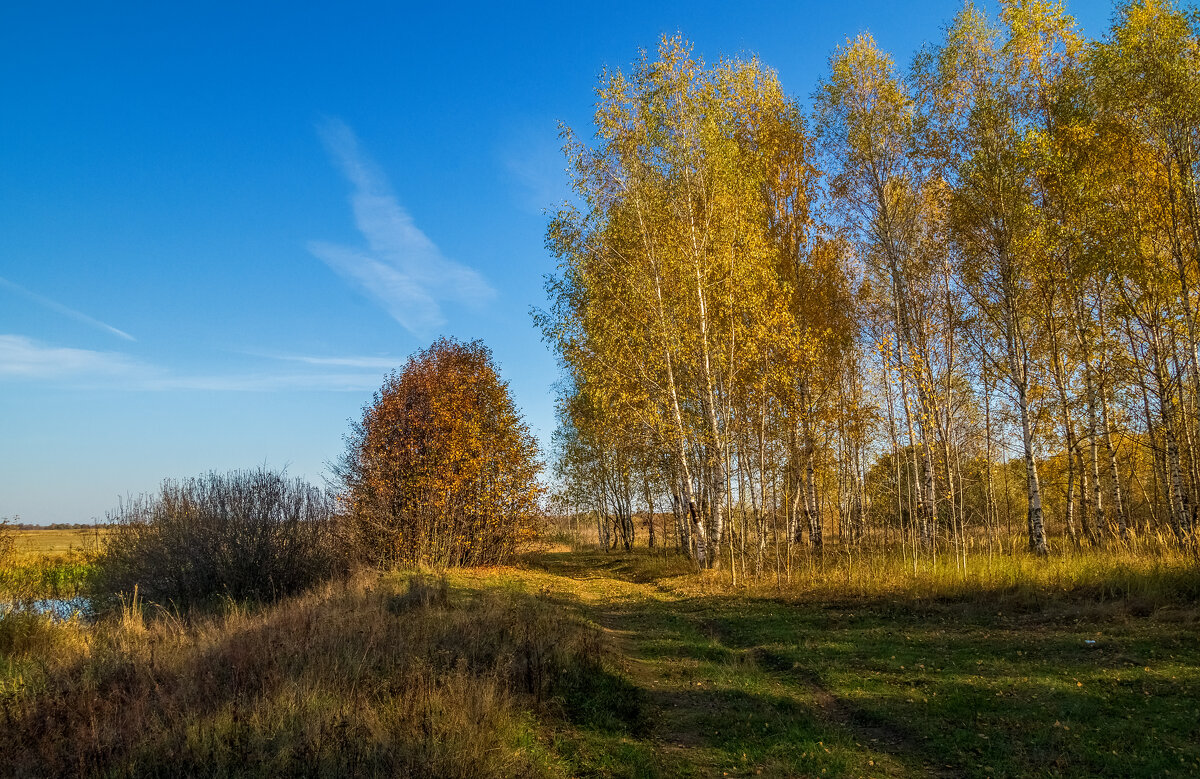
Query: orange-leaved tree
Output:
[[338, 337, 542, 567]]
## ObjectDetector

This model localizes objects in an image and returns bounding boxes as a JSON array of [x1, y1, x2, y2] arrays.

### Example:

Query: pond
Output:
[[0, 596, 91, 620]]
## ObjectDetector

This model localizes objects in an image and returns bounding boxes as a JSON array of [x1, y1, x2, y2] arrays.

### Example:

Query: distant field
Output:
[[12, 528, 108, 557]]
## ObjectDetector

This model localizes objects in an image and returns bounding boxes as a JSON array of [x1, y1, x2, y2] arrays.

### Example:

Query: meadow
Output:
[[10, 527, 108, 558], [2, 529, 1197, 778]]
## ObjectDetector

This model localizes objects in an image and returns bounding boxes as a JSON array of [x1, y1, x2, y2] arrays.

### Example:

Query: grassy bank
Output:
[[0, 571, 640, 778], [1, 524, 97, 606]]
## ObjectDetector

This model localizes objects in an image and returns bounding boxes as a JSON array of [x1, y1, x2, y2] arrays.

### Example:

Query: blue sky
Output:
[[1, 1, 1113, 523]]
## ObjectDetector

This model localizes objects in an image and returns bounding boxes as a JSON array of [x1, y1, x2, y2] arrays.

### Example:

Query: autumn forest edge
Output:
[[536, 0, 1200, 569]]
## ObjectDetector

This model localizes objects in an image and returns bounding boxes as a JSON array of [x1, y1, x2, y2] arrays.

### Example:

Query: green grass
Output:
[[2, 544, 1198, 777], [0, 551, 94, 600], [515, 547, 1200, 778], [685, 589, 1199, 777]]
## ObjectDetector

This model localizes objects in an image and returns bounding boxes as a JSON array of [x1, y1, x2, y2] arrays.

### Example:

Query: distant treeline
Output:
[[7, 523, 106, 531]]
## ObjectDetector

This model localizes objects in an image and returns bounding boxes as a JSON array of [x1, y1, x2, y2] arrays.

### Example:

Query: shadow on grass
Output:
[[525, 549, 697, 585], [528, 549, 1200, 778], [8, 550, 1196, 778]]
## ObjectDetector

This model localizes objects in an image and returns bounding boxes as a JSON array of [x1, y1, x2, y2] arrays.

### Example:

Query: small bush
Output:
[[0, 518, 15, 568], [337, 338, 543, 568], [94, 468, 350, 610]]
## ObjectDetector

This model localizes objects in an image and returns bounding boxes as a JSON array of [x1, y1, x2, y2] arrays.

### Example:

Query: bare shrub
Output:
[[94, 468, 350, 610]]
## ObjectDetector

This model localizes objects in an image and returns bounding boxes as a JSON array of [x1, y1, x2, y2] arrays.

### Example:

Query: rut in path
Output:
[[539, 554, 959, 778], [745, 646, 958, 779]]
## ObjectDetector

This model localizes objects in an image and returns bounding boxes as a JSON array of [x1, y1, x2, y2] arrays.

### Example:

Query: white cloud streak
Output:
[[0, 335, 383, 392], [0, 334, 141, 378], [0, 275, 135, 342], [499, 119, 571, 215], [272, 353, 403, 370], [309, 118, 494, 335], [138, 373, 384, 392]]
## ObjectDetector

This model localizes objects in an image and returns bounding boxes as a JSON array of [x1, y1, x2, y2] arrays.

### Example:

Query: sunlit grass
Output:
[[3, 538, 1197, 777], [0, 551, 94, 602], [0, 570, 643, 778], [9, 527, 108, 558], [606, 533, 1200, 610]]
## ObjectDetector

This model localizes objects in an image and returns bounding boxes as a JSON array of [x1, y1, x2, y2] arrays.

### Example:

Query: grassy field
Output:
[[1, 545, 1198, 777], [10, 527, 108, 558], [519, 549, 1200, 777]]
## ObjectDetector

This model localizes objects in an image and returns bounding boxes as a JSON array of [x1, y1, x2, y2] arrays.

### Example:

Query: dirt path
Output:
[[526, 552, 951, 778], [744, 647, 956, 779]]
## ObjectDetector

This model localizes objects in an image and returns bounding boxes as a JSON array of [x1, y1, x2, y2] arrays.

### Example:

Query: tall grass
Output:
[[0, 519, 14, 568], [559, 521, 1200, 610], [0, 572, 622, 778], [0, 551, 94, 602], [769, 541, 1200, 605]]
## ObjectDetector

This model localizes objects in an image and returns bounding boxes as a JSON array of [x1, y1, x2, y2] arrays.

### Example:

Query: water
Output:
[[0, 596, 91, 620]]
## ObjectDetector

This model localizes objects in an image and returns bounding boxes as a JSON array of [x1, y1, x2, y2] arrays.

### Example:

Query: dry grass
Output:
[[550, 522, 1200, 612], [0, 571, 623, 778], [4, 531, 1196, 778], [709, 536, 1200, 612], [9, 527, 108, 559]]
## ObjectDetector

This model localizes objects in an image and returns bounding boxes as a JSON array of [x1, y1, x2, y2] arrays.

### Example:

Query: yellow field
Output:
[[12, 528, 108, 558]]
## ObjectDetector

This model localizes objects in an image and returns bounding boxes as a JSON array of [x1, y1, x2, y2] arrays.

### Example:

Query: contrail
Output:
[[0, 275, 136, 342]]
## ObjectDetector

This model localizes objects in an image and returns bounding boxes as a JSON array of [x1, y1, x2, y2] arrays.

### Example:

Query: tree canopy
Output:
[[339, 337, 542, 567]]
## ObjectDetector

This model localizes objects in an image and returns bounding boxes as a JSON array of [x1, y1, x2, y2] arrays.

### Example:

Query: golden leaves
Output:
[[344, 338, 543, 568]]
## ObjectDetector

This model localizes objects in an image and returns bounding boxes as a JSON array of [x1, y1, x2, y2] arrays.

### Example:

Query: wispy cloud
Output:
[[272, 353, 403, 370], [0, 334, 384, 392], [0, 276, 135, 342], [139, 373, 384, 392], [0, 334, 141, 378], [499, 118, 571, 215], [309, 118, 494, 336]]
